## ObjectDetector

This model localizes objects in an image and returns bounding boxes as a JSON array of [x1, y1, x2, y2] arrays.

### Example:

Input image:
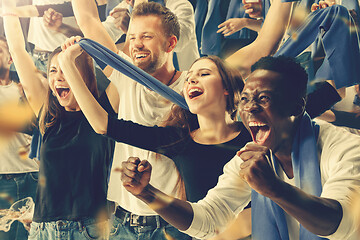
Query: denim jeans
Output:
[[109, 213, 192, 240], [29, 53, 48, 74], [0, 172, 38, 240], [28, 219, 109, 240]]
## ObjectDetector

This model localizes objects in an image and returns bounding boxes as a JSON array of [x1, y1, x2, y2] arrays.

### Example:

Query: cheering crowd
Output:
[[1, 0, 360, 240]]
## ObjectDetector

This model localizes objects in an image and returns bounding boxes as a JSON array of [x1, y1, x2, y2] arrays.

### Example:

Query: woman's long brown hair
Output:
[[160, 55, 244, 200], [39, 47, 98, 134], [161, 55, 244, 132]]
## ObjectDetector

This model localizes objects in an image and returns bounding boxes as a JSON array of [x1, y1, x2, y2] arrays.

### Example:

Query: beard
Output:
[[137, 60, 159, 74], [134, 54, 161, 74], [133, 43, 167, 74]]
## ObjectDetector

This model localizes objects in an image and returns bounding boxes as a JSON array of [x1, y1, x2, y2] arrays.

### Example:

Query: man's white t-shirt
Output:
[[107, 51, 186, 215], [186, 120, 360, 240]]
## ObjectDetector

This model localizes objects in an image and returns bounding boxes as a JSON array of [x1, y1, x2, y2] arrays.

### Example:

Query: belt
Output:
[[115, 206, 168, 228], [0, 173, 26, 180], [36, 217, 104, 230]]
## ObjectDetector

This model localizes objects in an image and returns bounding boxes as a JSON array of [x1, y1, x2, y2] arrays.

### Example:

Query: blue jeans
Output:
[[109, 213, 191, 240], [28, 219, 109, 240], [0, 172, 38, 240]]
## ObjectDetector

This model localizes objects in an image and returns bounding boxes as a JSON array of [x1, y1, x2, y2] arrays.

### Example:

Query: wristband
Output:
[[2, 12, 18, 17]]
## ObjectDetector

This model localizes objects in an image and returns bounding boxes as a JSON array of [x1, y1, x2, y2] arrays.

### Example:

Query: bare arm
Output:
[[55, 23, 83, 38], [72, 0, 120, 112], [121, 157, 194, 231], [226, 0, 293, 77], [1, 5, 39, 17], [3, 0, 47, 116], [217, 17, 263, 37], [57, 37, 110, 134], [71, 0, 117, 77], [1, 1, 76, 18], [121, 155, 252, 238], [137, 185, 194, 231], [238, 143, 342, 236], [43, 8, 83, 38]]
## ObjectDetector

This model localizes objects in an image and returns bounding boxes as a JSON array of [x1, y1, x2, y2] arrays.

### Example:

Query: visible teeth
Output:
[[56, 86, 69, 89], [249, 122, 266, 127], [188, 88, 203, 99], [136, 53, 148, 59], [189, 88, 203, 94]]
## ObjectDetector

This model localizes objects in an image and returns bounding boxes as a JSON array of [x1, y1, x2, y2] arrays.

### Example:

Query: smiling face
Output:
[[238, 69, 296, 150], [48, 54, 79, 111], [127, 15, 169, 74], [184, 59, 228, 115]]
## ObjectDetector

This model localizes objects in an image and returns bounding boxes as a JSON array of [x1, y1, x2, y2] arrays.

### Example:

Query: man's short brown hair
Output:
[[132, 2, 180, 40]]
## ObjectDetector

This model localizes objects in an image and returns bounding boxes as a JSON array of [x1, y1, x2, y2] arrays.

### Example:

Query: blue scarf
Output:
[[77, 38, 188, 110], [274, 5, 360, 89], [251, 113, 327, 240]]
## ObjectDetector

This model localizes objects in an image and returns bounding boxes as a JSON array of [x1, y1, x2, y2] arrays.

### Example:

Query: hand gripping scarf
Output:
[[251, 113, 327, 240], [78, 38, 188, 110]]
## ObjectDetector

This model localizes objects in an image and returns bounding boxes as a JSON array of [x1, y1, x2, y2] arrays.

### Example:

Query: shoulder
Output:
[[169, 71, 186, 93], [316, 119, 360, 149], [161, 125, 190, 140], [107, 51, 133, 83], [315, 119, 360, 171]]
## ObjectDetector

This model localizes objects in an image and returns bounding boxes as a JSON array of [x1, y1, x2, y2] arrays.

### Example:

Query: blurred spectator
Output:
[[196, 0, 259, 59], [0, 36, 38, 240]]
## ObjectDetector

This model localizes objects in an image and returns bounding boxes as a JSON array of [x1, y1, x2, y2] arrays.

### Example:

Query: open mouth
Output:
[[56, 86, 70, 99], [248, 122, 270, 144], [188, 88, 203, 99], [134, 52, 150, 60]]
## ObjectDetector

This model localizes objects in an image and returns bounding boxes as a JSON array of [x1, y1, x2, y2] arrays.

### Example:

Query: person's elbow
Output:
[[92, 123, 108, 135], [91, 117, 109, 135], [314, 199, 343, 237]]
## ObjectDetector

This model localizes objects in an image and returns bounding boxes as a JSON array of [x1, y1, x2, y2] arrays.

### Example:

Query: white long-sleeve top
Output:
[[185, 120, 360, 240]]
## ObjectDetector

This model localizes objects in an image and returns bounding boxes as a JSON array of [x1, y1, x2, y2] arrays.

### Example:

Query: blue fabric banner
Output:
[[78, 38, 189, 110]]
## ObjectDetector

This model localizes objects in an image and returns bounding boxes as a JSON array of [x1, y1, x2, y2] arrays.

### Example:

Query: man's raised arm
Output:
[[71, 0, 117, 77], [226, 0, 293, 77]]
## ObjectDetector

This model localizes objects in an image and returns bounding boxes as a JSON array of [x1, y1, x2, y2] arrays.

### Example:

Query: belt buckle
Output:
[[129, 214, 142, 227]]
